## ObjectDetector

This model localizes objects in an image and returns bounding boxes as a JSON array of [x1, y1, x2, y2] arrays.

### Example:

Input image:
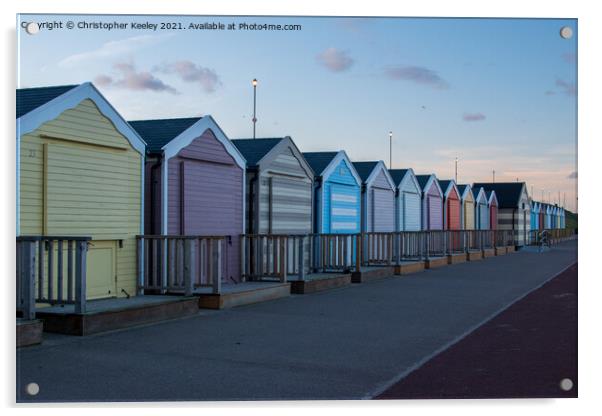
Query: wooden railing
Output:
[[309, 233, 359, 273], [527, 228, 577, 246], [241, 230, 520, 279], [136, 235, 226, 295], [16, 236, 90, 318], [240, 234, 300, 281], [363, 232, 395, 266]]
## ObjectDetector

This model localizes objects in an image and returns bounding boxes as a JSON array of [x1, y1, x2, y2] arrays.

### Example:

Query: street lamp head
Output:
[[252, 78, 258, 87], [389, 131, 393, 138]]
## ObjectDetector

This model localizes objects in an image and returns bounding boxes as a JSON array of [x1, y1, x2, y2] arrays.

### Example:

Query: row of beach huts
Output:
[[16, 83, 572, 336]]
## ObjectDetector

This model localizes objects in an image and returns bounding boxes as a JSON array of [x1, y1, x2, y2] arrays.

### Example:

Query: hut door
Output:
[[44, 143, 117, 299], [371, 188, 394, 232], [268, 176, 312, 234], [329, 183, 359, 233]]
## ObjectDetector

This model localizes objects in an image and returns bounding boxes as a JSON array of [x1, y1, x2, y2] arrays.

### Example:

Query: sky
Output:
[[17, 14, 578, 212]]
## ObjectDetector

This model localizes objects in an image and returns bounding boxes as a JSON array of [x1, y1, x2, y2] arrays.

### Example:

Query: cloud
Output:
[[462, 112, 486, 122], [95, 61, 178, 94], [384, 65, 449, 89], [58, 34, 173, 67], [154, 60, 221, 93], [316, 48, 354, 72], [567, 171, 577, 179], [556, 78, 576, 96], [337, 18, 372, 33]]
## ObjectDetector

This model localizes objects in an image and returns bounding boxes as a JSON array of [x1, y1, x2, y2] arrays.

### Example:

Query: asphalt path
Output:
[[17, 241, 577, 402]]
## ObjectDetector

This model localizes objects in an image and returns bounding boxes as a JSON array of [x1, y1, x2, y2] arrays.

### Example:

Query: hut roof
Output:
[[17, 85, 78, 118]]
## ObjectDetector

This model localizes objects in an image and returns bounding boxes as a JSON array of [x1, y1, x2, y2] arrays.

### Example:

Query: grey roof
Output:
[[129, 117, 201, 153], [415, 174, 433, 190], [457, 184, 469, 193], [352, 161, 379, 182], [388, 169, 409, 186], [302, 152, 339, 177], [231, 138, 284, 167], [438, 180, 454, 194], [473, 182, 526, 209], [16, 85, 78, 118]]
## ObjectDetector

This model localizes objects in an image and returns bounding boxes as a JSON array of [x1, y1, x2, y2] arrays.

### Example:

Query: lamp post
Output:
[[455, 157, 458, 182], [492, 169, 495, 183], [252, 78, 258, 139], [389, 131, 393, 169]]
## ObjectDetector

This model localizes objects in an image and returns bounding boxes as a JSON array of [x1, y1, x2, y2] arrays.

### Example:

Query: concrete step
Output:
[[351, 266, 395, 283], [447, 253, 467, 265], [290, 273, 351, 294], [16, 319, 43, 347], [425, 257, 448, 269], [36, 296, 199, 336], [394, 261, 425, 275], [198, 282, 291, 309], [467, 251, 483, 261]]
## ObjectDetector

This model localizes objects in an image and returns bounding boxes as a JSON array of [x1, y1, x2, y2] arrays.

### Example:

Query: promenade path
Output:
[[17, 241, 577, 402]]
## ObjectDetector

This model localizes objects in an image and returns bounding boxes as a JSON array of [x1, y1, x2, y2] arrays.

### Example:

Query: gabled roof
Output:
[[473, 182, 527, 209], [231, 138, 284, 167], [415, 175, 429, 189], [17, 82, 146, 155], [438, 179, 459, 199], [303, 151, 361, 186], [131, 116, 246, 169], [474, 187, 488, 204], [487, 190, 498, 206], [302, 152, 339, 176], [352, 161, 380, 182], [389, 168, 421, 194], [17, 85, 78, 118], [352, 161, 395, 189], [457, 184, 473, 201], [388, 169, 409, 186], [129, 117, 201, 153], [415, 174, 443, 196]]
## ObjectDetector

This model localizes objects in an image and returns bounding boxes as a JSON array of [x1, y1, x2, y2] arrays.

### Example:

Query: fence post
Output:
[[394, 231, 402, 266], [212, 239, 222, 294], [137, 237, 144, 295], [355, 234, 362, 272], [240, 235, 246, 282], [280, 237, 288, 283], [443, 231, 448, 256], [19, 240, 37, 321], [183, 238, 195, 296], [298, 236, 306, 281], [74, 240, 87, 314], [424, 232, 430, 261]]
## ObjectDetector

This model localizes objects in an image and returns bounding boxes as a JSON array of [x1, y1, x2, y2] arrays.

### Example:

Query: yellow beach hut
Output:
[[17, 82, 146, 300]]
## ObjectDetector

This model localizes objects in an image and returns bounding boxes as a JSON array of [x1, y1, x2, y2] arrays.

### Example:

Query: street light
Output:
[[252, 78, 258, 139], [389, 131, 393, 169]]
